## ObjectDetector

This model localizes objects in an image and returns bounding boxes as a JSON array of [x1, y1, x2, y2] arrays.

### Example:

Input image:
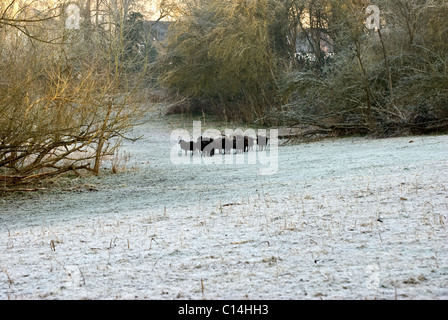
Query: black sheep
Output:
[[257, 135, 269, 151], [223, 137, 233, 154], [213, 137, 224, 154], [178, 139, 196, 155], [247, 136, 255, 151], [214, 137, 233, 154], [197, 136, 215, 157], [232, 135, 247, 154]]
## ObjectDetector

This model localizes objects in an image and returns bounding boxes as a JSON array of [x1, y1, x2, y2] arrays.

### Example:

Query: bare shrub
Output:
[[0, 1, 146, 190]]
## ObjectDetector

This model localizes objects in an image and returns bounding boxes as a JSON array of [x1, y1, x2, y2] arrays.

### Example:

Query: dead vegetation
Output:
[[0, 0, 147, 191]]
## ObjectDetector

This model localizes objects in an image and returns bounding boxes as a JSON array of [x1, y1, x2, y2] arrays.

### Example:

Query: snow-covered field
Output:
[[1, 113, 447, 300]]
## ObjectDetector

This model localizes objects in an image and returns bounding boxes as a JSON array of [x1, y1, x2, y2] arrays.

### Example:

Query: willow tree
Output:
[[158, 0, 283, 123]]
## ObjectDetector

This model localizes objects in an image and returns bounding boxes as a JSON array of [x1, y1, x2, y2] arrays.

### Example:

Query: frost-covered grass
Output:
[[1, 116, 447, 299]]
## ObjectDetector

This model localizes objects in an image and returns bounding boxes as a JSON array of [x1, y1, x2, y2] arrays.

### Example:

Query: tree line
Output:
[[1, 0, 447, 189], [158, 0, 448, 137]]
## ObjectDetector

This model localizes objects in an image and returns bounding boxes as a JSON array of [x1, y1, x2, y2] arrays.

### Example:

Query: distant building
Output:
[[295, 28, 334, 61]]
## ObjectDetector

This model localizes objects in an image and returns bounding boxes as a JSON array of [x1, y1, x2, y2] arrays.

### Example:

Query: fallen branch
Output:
[[0, 187, 46, 193], [0, 164, 90, 188]]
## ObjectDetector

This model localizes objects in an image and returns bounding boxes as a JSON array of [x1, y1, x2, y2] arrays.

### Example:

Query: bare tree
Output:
[[278, 0, 448, 139], [0, 0, 147, 190]]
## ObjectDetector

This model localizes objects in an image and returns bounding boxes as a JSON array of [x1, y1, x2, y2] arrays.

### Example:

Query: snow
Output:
[[1, 114, 447, 300]]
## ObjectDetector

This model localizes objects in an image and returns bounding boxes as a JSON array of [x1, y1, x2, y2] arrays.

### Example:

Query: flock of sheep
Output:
[[178, 134, 269, 157]]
